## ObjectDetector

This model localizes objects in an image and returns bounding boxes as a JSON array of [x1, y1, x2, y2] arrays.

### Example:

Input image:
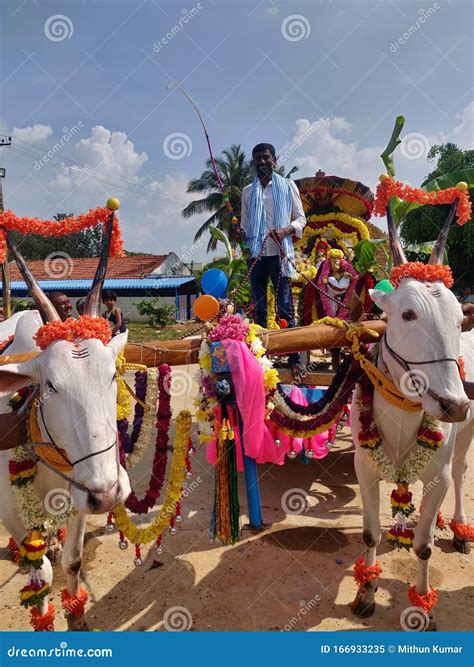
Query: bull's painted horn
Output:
[[83, 210, 115, 318], [5, 233, 60, 323], [428, 199, 459, 265], [386, 203, 407, 267]]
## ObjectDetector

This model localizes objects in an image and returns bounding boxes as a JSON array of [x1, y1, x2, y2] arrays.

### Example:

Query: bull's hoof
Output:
[[46, 537, 63, 567], [67, 615, 89, 632], [453, 536, 471, 554], [426, 613, 437, 632], [350, 588, 376, 618]]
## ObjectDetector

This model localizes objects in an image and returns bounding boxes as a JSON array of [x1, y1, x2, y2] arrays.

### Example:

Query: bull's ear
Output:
[[368, 288, 393, 315], [0, 360, 39, 399], [107, 331, 128, 359]]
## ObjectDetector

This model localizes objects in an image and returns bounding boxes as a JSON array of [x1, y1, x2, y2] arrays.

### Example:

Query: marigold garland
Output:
[[30, 603, 55, 632], [374, 176, 471, 227], [34, 315, 112, 350], [390, 262, 453, 289], [353, 556, 382, 587], [449, 520, 474, 541], [407, 584, 438, 613], [0, 207, 124, 263], [61, 586, 89, 617], [113, 410, 192, 545]]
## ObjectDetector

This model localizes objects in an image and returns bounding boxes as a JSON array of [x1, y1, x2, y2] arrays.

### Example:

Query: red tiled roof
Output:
[[9, 255, 167, 282]]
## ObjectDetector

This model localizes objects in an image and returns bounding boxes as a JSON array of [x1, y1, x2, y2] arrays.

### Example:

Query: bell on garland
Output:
[[326, 440, 335, 450], [186, 471, 193, 479], [306, 449, 314, 459], [170, 526, 177, 534], [175, 515, 182, 523], [105, 523, 115, 533], [155, 545, 163, 555], [188, 447, 195, 457], [134, 557, 142, 566], [118, 539, 128, 550], [288, 450, 297, 459], [275, 438, 281, 446]]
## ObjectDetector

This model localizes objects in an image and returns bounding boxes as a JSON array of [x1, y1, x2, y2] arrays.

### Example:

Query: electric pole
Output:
[[1, 136, 12, 318]]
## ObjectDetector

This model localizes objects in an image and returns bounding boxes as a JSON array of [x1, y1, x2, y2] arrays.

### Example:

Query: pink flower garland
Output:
[[316, 258, 358, 319], [125, 364, 172, 514], [208, 314, 249, 342]]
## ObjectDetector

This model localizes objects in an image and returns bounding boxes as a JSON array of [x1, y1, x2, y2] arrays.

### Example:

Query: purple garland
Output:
[[117, 370, 148, 458]]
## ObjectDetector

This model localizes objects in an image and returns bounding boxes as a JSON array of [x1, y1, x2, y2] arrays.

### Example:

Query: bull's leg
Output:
[[412, 467, 451, 632], [61, 515, 89, 631], [352, 448, 381, 618], [451, 422, 473, 554]]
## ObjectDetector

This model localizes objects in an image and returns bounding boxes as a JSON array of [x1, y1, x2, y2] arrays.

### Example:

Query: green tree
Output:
[[400, 143, 474, 288], [182, 144, 253, 251]]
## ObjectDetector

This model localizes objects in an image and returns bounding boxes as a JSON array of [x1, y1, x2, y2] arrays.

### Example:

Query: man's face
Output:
[[51, 295, 72, 321], [252, 149, 276, 178]]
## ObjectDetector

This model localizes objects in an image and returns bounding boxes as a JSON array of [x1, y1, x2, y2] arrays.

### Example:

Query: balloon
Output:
[[201, 268, 228, 298], [279, 318, 288, 329], [194, 294, 219, 321], [374, 279, 395, 294]]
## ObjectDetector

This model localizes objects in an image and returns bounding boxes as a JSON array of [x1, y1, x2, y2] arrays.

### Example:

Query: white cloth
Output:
[[240, 178, 306, 257]]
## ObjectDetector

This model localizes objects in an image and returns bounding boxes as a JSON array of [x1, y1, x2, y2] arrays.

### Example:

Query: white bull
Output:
[[351, 201, 473, 629], [0, 227, 131, 630]]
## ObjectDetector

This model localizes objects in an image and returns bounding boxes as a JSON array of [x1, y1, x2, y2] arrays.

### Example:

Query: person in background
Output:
[[460, 286, 474, 304], [102, 290, 126, 336], [76, 297, 86, 316], [49, 292, 73, 321]]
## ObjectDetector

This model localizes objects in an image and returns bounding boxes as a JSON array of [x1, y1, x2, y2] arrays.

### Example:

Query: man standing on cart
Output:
[[240, 143, 306, 376]]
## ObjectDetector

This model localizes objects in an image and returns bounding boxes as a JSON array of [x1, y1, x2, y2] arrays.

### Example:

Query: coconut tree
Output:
[[182, 144, 253, 251]]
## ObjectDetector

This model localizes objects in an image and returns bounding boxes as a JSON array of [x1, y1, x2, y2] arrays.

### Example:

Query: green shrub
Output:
[[134, 298, 175, 327]]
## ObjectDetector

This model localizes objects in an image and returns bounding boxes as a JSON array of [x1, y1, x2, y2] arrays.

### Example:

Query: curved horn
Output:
[[83, 210, 115, 317], [386, 203, 407, 267], [5, 233, 60, 323], [428, 199, 458, 265]]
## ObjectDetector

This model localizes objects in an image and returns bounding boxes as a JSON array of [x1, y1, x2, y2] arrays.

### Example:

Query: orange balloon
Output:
[[194, 294, 219, 321]]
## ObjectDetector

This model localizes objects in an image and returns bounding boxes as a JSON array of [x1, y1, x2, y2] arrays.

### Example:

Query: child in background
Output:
[[102, 290, 126, 336]]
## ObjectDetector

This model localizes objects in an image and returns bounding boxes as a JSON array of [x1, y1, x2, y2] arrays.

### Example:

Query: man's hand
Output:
[[271, 226, 295, 243]]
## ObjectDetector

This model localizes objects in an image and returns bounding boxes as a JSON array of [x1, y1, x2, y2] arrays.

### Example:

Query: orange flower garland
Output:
[[353, 556, 382, 587], [0, 207, 124, 263], [34, 315, 112, 350], [449, 520, 474, 541], [407, 584, 438, 613], [30, 603, 55, 632], [61, 586, 89, 617], [390, 262, 453, 289], [374, 177, 472, 227]]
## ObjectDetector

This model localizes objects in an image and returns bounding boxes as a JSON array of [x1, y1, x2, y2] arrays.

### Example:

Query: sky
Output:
[[0, 0, 473, 262]]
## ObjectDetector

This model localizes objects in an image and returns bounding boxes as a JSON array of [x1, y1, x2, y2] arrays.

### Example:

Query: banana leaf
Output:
[[353, 238, 387, 275], [209, 226, 234, 260], [380, 116, 405, 177]]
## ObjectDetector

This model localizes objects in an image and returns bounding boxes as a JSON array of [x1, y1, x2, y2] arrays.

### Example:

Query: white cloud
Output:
[[446, 101, 474, 149], [12, 124, 53, 143]]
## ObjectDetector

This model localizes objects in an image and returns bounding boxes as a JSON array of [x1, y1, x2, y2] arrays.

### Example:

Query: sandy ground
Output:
[[0, 365, 473, 632]]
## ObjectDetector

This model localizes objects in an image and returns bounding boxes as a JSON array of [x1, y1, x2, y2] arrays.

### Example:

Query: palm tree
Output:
[[182, 144, 253, 251]]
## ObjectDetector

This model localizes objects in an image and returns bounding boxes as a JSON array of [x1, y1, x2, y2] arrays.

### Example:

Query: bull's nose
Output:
[[438, 397, 470, 422], [86, 483, 120, 514]]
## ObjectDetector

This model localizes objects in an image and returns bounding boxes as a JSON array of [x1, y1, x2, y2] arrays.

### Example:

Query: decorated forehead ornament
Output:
[[390, 263, 453, 289], [34, 316, 112, 351]]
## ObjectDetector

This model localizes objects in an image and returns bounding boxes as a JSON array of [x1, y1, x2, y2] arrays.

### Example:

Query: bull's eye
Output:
[[402, 309, 417, 321], [46, 380, 57, 393]]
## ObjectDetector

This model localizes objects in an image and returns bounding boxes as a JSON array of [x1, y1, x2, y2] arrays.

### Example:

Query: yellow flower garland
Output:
[[299, 213, 370, 257], [113, 410, 192, 544], [115, 351, 147, 421]]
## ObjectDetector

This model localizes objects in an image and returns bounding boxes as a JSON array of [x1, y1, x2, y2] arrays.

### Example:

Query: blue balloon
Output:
[[201, 268, 228, 298]]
